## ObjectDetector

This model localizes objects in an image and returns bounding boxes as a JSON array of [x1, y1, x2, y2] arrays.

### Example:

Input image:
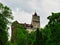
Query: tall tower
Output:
[[31, 12, 40, 29]]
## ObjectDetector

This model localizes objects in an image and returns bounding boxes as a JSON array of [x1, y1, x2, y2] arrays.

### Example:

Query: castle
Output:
[[11, 12, 40, 32], [11, 12, 40, 42]]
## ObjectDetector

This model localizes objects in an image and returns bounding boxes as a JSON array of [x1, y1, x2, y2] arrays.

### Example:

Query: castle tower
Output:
[[31, 12, 40, 29]]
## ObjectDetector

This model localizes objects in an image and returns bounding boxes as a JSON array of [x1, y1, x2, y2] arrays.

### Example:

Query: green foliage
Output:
[[11, 21, 28, 45], [27, 31, 36, 45], [0, 3, 13, 45], [43, 12, 60, 45], [0, 2, 60, 45], [10, 12, 60, 45], [34, 28, 45, 45]]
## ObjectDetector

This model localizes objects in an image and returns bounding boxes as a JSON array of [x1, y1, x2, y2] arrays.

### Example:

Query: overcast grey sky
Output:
[[0, 0, 60, 40], [0, 0, 60, 27]]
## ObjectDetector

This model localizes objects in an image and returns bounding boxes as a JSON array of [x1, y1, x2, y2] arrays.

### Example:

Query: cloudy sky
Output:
[[0, 0, 60, 27], [0, 0, 60, 40]]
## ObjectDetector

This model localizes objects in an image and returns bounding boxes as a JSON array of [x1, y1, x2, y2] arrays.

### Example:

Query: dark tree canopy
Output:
[[0, 3, 13, 45], [45, 12, 60, 45]]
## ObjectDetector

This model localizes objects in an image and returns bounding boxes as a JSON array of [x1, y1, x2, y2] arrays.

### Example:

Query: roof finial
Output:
[[34, 10, 37, 16]]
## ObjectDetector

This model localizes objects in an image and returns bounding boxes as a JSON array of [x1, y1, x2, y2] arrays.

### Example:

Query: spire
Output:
[[33, 12, 37, 16]]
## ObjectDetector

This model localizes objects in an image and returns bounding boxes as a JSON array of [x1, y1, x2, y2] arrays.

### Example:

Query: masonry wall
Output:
[[31, 14, 40, 29]]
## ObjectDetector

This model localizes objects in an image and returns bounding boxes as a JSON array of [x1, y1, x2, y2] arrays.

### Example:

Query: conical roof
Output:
[[33, 12, 37, 16]]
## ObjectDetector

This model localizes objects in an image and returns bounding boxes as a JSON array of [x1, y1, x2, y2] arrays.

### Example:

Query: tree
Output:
[[34, 28, 43, 45], [46, 12, 60, 45], [27, 31, 36, 45], [0, 3, 13, 45], [11, 21, 28, 45], [41, 12, 60, 45], [42, 26, 51, 45]]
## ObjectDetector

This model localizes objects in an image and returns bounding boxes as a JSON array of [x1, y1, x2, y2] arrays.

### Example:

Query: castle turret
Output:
[[31, 12, 40, 29]]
